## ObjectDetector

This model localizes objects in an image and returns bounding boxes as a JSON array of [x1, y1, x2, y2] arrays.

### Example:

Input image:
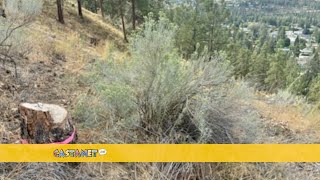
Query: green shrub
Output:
[[0, 0, 42, 77], [5, 0, 42, 18], [76, 13, 259, 144]]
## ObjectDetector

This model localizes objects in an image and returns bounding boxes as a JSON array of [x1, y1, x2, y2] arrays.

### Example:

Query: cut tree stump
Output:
[[19, 103, 77, 144]]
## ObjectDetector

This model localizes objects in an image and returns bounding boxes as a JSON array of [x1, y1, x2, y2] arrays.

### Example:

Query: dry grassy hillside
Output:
[[1, 1, 320, 180], [0, 0, 127, 143], [0, 1, 134, 179]]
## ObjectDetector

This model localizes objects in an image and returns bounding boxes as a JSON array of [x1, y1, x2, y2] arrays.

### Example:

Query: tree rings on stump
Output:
[[19, 103, 77, 144]]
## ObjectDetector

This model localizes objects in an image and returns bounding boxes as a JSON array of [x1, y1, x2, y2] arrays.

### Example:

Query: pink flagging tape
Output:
[[20, 139, 28, 144], [20, 127, 76, 144]]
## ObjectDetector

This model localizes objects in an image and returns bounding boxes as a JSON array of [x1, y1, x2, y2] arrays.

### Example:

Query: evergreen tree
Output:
[[299, 38, 307, 50], [265, 51, 287, 91], [308, 75, 320, 102], [293, 36, 301, 57], [263, 39, 276, 54], [167, 0, 229, 57], [284, 37, 290, 47], [56, 0, 64, 24], [313, 28, 320, 44], [284, 55, 301, 88], [257, 26, 268, 47], [291, 50, 320, 96], [77, 0, 83, 19], [308, 49, 320, 78], [278, 26, 286, 40], [277, 39, 286, 48], [233, 48, 251, 78], [249, 49, 270, 90], [83, 0, 98, 13]]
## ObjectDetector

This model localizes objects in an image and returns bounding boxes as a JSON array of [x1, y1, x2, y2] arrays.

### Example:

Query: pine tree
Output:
[[167, 0, 229, 57], [99, 0, 104, 18], [119, 0, 128, 43], [308, 75, 320, 102], [265, 51, 286, 91], [290, 50, 320, 96], [256, 25, 268, 48], [77, 0, 83, 19], [293, 36, 301, 57], [284, 55, 301, 88], [278, 26, 286, 40], [308, 49, 320, 78], [56, 0, 64, 24], [284, 37, 290, 47], [233, 48, 251, 78], [249, 50, 270, 90], [314, 28, 320, 43], [277, 39, 285, 48]]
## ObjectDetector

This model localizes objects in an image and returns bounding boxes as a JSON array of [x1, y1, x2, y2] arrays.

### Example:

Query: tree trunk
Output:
[[121, 7, 128, 43], [56, 0, 64, 24], [193, 0, 199, 52], [132, 0, 136, 30], [99, 0, 104, 18], [94, 0, 98, 13], [77, 0, 83, 19], [19, 103, 77, 144]]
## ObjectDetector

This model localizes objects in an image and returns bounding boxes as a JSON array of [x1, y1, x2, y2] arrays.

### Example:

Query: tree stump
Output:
[[19, 103, 77, 144]]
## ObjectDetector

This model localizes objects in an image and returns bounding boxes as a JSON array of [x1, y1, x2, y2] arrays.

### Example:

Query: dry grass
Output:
[[2, 1, 320, 180], [40, 0, 126, 50], [26, 2, 125, 73], [253, 99, 310, 132], [0, 2, 134, 179], [80, 6, 124, 39], [252, 91, 320, 144]]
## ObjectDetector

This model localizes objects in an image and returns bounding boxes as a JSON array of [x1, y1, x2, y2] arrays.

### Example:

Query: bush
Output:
[[70, 11, 272, 180], [78, 32, 268, 180], [0, 0, 42, 76], [76, 12, 235, 143], [5, 0, 42, 18]]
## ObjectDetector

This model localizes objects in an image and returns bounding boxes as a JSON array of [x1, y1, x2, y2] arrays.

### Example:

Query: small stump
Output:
[[19, 103, 77, 144]]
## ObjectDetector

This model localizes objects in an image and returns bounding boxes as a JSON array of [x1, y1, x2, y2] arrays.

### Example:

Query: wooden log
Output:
[[19, 103, 77, 144]]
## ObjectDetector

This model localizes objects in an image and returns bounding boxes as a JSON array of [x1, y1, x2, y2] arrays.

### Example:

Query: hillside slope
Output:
[[0, 2, 134, 179], [0, 1, 126, 143], [1, 1, 320, 180]]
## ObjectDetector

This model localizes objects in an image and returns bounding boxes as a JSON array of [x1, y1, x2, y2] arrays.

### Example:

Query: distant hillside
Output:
[[229, 0, 320, 9], [229, 0, 320, 27]]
